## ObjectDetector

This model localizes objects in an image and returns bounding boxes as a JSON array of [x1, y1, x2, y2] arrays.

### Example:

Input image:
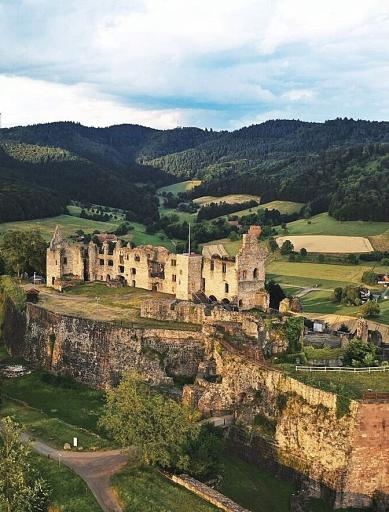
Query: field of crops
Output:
[[276, 235, 374, 253], [157, 180, 202, 196], [193, 193, 261, 206]]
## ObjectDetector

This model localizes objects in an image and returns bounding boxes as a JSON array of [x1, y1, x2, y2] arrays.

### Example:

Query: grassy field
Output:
[[301, 289, 389, 325], [158, 180, 202, 196], [158, 206, 196, 223], [283, 365, 389, 398], [113, 464, 219, 512], [267, 261, 376, 289], [31, 452, 101, 512], [193, 194, 261, 206], [276, 235, 374, 254], [37, 282, 201, 330], [219, 451, 295, 512], [281, 213, 389, 251], [0, 214, 120, 241], [230, 200, 304, 218], [2, 371, 106, 434]]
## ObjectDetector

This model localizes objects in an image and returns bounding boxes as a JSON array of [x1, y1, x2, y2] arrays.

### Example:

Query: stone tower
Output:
[[175, 253, 203, 301]]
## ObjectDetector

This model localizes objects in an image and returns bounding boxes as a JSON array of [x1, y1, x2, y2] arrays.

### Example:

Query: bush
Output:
[[343, 339, 378, 367], [362, 271, 378, 286], [359, 300, 380, 318], [280, 240, 294, 255], [381, 258, 389, 266]]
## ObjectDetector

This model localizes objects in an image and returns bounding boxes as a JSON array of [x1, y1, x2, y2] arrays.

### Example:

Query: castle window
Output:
[[253, 268, 258, 279], [63, 257, 67, 265], [225, 283, 229, 293], [126, 255, 129, 260], [135, 255, 140, 262], [119, 265, 125, 273], [132, 280, 136, 287], [119, 255, 124, 264], [222, 263, 226, 273], [99, 259, 104, 265], [172, 274, 176, 282], [210, 261, 214, 271], [171, 259, 176, 267], [131, 268, 136, 275], [108, 260, 114, 267], [55, 260, 58, 266]]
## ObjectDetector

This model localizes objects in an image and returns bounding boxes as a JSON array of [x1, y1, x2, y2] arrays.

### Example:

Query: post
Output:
[[188, 223, 191, 255]]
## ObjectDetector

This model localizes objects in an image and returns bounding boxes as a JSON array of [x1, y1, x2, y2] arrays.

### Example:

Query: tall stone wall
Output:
[[183, 352, 389, 509], [13, 304, 208, 387], [141, 298, 263, 339]]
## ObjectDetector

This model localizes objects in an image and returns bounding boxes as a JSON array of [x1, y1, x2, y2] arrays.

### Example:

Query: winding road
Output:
[[23, 434, 128, 512]]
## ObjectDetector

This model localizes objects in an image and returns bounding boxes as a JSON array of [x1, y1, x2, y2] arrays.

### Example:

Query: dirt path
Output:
[[24, 435, 128, 512]]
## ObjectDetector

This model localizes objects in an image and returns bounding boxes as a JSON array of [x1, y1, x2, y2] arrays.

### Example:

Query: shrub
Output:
[[343, 339, 378, 367], [362, 271, 378, 286], [359, 300, 380, 318], [280, 240, 294, 255]]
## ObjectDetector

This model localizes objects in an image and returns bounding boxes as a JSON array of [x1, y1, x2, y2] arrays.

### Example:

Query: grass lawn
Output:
[[0, 214, 119, 241], [2, 371, 106, 434], [281, 365, 389, 398], [301, 290, 389, 326], [122, 221, 175, 251], [0, 399, 110, 450], [193, 194, 261, 207], [31, 452, 101, 512], [267, 261, 376, 289], [158, 206, 196, 223], [230, 200, 304, 218], [282, 213, 389, 237], [38, 282, 200, 330], [157, 180, 202, 196], [219, 451, 295, 512], [113, 464, 219, 512]]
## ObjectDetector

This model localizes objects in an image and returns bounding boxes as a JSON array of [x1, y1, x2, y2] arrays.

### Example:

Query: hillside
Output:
[[1, 118, 389, 223]]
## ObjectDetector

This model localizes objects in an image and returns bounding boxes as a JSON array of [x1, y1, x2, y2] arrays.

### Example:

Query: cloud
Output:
[[0, 75, 186, 129], [1, 0, 389, 128]]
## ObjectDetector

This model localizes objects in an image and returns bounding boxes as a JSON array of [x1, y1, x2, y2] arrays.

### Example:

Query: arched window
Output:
[[253, 268, 258, 279]]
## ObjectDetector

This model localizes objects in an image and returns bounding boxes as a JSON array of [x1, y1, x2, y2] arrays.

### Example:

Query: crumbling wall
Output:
[[19, 303, 207, 387], [141, 299, 263, 339]]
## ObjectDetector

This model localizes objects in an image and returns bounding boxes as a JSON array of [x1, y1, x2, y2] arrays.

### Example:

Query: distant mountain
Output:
[[1, 118, 389, 223]]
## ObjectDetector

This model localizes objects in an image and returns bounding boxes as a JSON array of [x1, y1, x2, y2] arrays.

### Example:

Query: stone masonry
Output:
[[46, 225, 269, 310]]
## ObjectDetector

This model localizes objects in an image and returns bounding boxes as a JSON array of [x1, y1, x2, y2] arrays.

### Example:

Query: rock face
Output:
[[183, 352, 389, 509], [15, 304, 207, 387]]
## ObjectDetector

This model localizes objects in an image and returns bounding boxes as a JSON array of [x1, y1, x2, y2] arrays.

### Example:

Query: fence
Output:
[[295, 365, 389, 373]]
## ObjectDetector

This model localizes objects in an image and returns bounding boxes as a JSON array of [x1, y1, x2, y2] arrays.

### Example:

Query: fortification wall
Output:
[[183, 352, 389, 509], [141, 299, 263, 339], [11, 303, 207, 387]]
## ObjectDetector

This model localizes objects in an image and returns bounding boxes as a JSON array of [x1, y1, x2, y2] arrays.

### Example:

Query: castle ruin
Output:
[[46, 225, 269, 310]]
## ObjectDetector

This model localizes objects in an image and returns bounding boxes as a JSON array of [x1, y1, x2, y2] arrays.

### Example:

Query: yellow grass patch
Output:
[[276, 235, 373, 253], [193, 194, 261, 206]]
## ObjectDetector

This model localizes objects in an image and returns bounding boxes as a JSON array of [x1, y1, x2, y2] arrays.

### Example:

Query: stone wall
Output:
[[141, 298, 264, 339], [170, 474, 251, 512], [12, 303, 207, 387], [183, 351, 389, 509]]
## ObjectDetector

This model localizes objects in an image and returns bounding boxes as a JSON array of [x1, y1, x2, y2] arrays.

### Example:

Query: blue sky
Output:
[[1, 0, 389, 129]]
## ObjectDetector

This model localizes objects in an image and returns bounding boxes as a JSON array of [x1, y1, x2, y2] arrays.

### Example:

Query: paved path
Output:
[[23, 434, 128, 512]]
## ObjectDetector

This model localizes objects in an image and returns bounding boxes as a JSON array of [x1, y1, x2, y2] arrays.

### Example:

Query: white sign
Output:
[[73, 437, 78, 447]]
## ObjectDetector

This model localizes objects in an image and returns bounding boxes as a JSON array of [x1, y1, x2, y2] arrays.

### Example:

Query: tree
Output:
[[99, 373, 193, 469], [300, 247, 308, 257], [268, 237, 278, 252], [0, 417, 51, 512], [362, 271, 378, 286], [359, 300, 380, 318], [343, 339, 378, 367], [280, 240, 294, 255], [0, 230, 46, 276]]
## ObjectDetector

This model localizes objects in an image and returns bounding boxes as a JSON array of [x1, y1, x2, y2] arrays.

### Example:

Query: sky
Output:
[[1, 0, 389, 130]]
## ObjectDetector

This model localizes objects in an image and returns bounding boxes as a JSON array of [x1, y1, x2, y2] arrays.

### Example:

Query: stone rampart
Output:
[[170, 474, 251, 512], [11, 303, 207, 387], [141, 299, 263, 339]]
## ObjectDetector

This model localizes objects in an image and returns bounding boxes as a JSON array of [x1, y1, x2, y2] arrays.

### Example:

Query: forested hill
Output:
[[1, 118, 389, 222]]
